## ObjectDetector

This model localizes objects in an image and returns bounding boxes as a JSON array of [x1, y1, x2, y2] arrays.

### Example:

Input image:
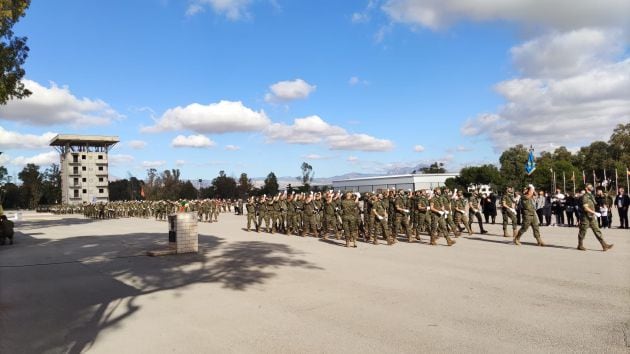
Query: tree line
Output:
[[445, 123, 630, 193]]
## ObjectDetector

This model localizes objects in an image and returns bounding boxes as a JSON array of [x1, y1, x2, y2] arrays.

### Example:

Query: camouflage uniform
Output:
[[393, 192, 412, 242], [341, 194, 359, 247], [514, 191, 544, 246], [502, 191, 517, 237], [577, 190, 613, 251]]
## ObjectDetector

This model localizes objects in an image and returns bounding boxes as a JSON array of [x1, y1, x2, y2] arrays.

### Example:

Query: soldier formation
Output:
[[38, 184, 615, 253], [244, 187, 493, 248], [50, 198, 241, 222], [244, 184, 615, 252]]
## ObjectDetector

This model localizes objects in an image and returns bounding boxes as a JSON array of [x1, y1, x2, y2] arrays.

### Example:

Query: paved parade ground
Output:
[[1, 211, 629, 353]]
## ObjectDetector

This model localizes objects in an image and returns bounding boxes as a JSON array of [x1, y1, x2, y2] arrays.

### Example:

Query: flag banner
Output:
[[525, 147, 536, 175]]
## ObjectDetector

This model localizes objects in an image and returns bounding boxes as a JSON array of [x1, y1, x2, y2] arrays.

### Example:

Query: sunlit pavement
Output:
[[1, 211, 628, 353]]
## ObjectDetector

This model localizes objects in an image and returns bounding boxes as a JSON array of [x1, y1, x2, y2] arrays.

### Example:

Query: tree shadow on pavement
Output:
[[15, 217, 96, 230], [0, 231, 321, 354]]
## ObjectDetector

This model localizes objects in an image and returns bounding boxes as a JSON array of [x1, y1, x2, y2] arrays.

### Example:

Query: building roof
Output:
[[49, 134, 120, 147], [332, 173, 458, 183]]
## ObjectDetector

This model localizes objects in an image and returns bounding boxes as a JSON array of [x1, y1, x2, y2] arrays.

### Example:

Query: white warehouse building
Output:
[[332, 173, 459, 193]]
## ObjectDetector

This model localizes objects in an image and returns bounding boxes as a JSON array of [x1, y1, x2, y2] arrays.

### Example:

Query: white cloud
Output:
[[128, 140, 147, 150], [511, 28, 625, 79], [0, 127, 57, 149], [349, 76, 369, 86], [11, 151, 58, 166], [224, 144, 241, 151], [352, 12, 370, 23], [413, 145, 425, 152], [462, 29, 630, 152], [142, 160, 166, 169], [303, 154, 329, 160], [351, 0, 378, 23], [328, 133, 394, 152], [175, 160, 186, 167], [264, 79, 316, 103], [265, 115, 346, 144], [141, 100, 270, 134], [347, 156, 359, 162], [265, 115, 394, 152], [109, 154, 135, 165], [0, 80, 123, 126], [187, 0, 252, 20], [171, 134, 216, 148], [382, 0, 630, 31]]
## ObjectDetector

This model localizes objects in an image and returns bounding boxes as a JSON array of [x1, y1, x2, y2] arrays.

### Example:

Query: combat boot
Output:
[[429, 235, 437, 246], [535, 237, 545, 247], [600, 240, 614, 251], [345, 239, 350, 248], [503, 230, 509, 238], [372, 237, 378, 245], [513, 232, 521, 245], [446, 236, 456, 246], [577, 239, 585, 251], [335, 231, 341, 240]]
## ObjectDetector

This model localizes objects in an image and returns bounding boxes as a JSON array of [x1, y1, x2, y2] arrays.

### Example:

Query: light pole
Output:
[[198, 178, 202, 200]]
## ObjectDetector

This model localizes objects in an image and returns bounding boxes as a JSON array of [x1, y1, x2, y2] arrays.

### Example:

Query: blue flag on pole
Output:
[[525, 147, 536, 175]]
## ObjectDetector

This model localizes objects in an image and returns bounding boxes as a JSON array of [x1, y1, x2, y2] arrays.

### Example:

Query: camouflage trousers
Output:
[[578, 215, 604, 243], [394, 214, 411, 238], [342, 217, 358, 242], [503, 209, 517, 232], [516, 213, 541, 240], [431, 213, 448, 238], [454, 212, 472, 234]]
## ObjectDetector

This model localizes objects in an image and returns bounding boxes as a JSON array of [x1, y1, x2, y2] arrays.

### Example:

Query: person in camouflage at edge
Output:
[[577, 184, 614, 252], [393, 190, 413, 242], [430, 188, 456, 246], [514, 185, 546, 247], [341, 191, 359, 248], [453, 190, 473, 236], [501, 186, 518, 238]]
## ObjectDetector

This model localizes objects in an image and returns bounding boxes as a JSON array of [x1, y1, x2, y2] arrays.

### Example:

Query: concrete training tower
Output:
[[50, 134, 119, 205]]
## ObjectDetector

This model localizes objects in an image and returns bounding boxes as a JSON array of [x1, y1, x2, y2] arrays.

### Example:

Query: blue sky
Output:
[[0, 0, 628, 181]]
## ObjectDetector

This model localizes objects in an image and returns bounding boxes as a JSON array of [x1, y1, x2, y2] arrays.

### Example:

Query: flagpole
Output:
[[572, 171, 576, 194], [582, 170, 586, 188], [627, 168, 629, 192], [615, 168, 619, 192], [563, 171, 566, 193], [593, 170, 596, 187], [604, 169, 607, 192]]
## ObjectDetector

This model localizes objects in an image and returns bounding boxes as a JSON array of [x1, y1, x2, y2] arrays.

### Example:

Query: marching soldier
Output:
[[393, 190, 413, 242], [429, 188, 456, 246], [577, 184, 614, 251], [245, 197, 257, 232], [301, 193, 318, 237], [454, 190, 473, 235], [468, 190, 488, 234], [514, 185, 546, 246], [371, 194, 392, 245], [502, 187, 518, 238], [341, 191, 359, 248], [322, 192, 341, 240], [441, 188, 460, 237]]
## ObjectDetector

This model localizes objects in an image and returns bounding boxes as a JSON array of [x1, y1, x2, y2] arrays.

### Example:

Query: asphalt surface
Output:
[[1, 211, 628, 353]]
